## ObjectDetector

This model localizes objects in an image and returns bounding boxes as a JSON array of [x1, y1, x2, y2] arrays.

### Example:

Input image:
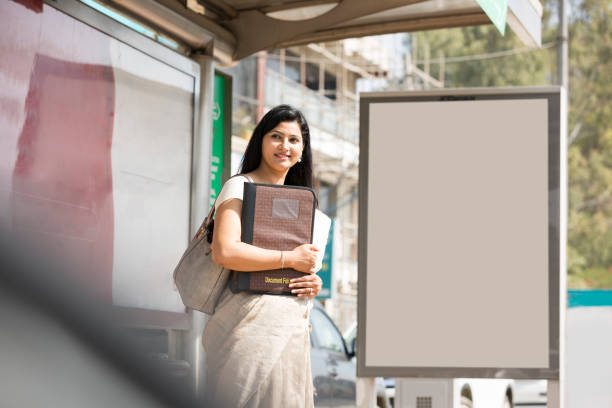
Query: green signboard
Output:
[[211, 71, 232, 208], [476, 0, 508, 35], [317, 218, 334, 300]]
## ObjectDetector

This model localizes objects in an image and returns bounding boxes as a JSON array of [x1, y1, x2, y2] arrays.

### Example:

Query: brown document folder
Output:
[[230, 182, 316, 295]]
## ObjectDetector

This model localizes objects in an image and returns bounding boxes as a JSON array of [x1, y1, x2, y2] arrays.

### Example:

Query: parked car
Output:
[[310, 301, 356, 407], [309, 308, 515, 408], [308, 305, 391, 408], [513, 380, 547, 406], [343, 322, 392, 408]]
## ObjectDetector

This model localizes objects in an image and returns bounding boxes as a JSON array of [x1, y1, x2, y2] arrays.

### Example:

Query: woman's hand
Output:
[[289, 273, 323, 298], [286, 244, 319, 274]]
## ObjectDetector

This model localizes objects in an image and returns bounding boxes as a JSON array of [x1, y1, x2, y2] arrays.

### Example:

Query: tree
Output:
[[566, 0, 612, 288], [404, 0, 612, 288]]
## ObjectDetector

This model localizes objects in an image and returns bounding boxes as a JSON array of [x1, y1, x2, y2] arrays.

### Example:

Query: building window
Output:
[[324, 70, 336, 100], [267, 49, 281, 73], [285, 50, 301, 83], [305, 62, 319, 91]]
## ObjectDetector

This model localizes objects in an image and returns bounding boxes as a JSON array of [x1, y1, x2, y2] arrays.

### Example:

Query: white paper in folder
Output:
[[313, 209, 331, 270]]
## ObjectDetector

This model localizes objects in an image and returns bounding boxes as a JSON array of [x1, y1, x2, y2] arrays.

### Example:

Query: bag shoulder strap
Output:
[[204, 174, 254, 227]]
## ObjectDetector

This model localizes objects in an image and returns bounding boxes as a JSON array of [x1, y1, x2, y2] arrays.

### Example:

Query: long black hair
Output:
[[239, 104, 313, 188]]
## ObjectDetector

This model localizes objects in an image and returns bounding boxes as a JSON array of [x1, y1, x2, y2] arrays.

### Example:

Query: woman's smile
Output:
[[274, 152, 291, 161]]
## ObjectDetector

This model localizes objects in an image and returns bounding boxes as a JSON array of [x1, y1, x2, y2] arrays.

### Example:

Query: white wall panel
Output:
[[111, 41, 193, 313]]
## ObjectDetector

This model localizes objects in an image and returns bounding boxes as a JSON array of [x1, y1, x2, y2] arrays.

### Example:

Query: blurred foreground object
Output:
[[0, 236, 198, 408]]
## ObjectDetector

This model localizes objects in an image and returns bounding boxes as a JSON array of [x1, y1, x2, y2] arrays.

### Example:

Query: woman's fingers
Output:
[[288, 280, 315, 289], [289, 275, 317, 284], [290, 274, 322, 297], [293, 287, 320, 298], [292, 287, 314, 297]]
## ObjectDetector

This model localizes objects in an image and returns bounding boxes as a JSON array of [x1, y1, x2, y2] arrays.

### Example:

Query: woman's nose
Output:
[[281, 138, 290, 149]]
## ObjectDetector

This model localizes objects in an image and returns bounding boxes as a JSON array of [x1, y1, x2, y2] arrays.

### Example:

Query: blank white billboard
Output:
[[358, 89, 563, 379], [110, 40, 194, 314]]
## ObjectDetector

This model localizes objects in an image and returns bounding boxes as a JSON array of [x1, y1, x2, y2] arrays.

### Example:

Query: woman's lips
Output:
[[274, 153, 290, 160]]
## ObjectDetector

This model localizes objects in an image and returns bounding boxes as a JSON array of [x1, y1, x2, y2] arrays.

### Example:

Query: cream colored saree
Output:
[[202, 285, 314, 408]]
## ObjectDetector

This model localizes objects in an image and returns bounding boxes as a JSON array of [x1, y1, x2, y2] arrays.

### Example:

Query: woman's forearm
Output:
[[210, 197, 309, 272], [212, 241, 287, 271]]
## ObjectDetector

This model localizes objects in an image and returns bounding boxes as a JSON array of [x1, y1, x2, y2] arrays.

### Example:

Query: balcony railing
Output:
[[265, 70, 358, 145]]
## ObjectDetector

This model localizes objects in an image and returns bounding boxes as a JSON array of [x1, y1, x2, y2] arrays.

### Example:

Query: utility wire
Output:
[[262, 41, 557, 67], [413, 41, 557, 64]]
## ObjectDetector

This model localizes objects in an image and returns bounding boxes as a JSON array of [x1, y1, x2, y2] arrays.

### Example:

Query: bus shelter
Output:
[[1, 0, 545, 404]]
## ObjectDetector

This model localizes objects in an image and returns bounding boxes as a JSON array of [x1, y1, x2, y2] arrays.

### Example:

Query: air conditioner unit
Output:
[[395, 379, 453, 408]]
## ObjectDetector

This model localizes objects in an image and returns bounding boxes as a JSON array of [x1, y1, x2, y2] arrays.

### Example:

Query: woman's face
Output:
[[260, 121, 304, 174]]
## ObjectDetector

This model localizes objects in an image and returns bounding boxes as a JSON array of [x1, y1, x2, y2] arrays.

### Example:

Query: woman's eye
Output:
[[271, 134, 280, 139], [290, 138, 300, 143]]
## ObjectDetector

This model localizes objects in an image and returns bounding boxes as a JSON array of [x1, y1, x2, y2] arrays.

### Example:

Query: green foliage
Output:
[[410, 0, 612, 288], [416, 27, 553, 87], [566, 0, 612, 288]]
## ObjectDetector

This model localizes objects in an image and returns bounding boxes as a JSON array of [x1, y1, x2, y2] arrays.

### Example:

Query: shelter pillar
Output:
[[184, 51, 215, 401]]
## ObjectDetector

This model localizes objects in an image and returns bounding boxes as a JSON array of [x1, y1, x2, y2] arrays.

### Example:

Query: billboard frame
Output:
[[44, 0, 202, 330], [357, 87, 565, 379]]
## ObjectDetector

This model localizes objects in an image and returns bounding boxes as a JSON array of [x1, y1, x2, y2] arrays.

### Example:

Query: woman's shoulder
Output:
[[223, 174, 251, 188], [215, 174, 251, 210]]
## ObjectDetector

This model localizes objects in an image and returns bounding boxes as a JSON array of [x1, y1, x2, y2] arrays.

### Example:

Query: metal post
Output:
[[439, 52, 445, 87], [405, 52, 414, 90], [550, 85, 568, 408], [319, 60, 325, 96], [300, 47, 307, 113], [412, 34, 418, 68], [280, 48, 286, 102], [356, 377, 377, 408], [187, 52, 215, 402], [256, 51, 267, 121], [551, 0, 569, 400], [424, 41, 430, 89], [336, 42, 342, 101], [300, 47, 307, 87]]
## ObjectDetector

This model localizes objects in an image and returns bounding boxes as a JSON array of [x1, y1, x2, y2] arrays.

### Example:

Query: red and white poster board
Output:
[[0, 0, 199, 321]]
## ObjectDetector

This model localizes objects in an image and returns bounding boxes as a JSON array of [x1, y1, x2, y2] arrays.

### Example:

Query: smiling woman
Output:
[[239, 104, 314, 188], [203, 105, 323, 408]]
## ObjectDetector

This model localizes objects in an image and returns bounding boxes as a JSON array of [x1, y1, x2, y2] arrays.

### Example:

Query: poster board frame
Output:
[[43, 0, 202, 330], [357, 87, 564, 379]]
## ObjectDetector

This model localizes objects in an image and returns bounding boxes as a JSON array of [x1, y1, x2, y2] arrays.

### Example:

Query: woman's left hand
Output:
[[289, 273, 322, 298]]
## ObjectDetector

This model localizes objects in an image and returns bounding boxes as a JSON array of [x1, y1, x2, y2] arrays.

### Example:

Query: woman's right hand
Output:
[[287, 244, 319, 274]]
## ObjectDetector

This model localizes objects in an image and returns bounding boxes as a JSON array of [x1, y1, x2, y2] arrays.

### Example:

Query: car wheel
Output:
[[460, 396, 473, 408]]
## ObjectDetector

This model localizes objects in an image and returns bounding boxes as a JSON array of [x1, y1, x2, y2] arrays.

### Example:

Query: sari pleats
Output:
[[203, 286, 314, 408]]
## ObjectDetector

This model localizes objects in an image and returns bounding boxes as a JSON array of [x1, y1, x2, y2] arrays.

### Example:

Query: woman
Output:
[[203, 105, 323, 408]]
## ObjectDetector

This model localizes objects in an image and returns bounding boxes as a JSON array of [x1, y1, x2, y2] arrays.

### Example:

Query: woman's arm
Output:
[[211, 198, 319, 273]]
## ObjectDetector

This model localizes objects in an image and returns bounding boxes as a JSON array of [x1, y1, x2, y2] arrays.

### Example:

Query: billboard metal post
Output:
[[553, 0, 569, 400], [549, 77, 568, 408]]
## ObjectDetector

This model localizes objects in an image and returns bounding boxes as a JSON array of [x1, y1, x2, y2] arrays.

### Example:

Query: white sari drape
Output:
[[203, 284, 314, 408]]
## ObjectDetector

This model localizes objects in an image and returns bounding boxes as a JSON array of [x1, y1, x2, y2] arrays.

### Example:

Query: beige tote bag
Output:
[[173, 199, 229, 315]]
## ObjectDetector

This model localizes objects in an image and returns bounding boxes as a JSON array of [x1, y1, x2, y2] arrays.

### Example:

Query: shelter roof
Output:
[[108, 0, 543, 64]]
